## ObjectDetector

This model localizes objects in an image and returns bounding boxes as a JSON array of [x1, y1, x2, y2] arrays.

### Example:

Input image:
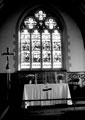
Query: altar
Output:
[[23, 83, 72, 108]]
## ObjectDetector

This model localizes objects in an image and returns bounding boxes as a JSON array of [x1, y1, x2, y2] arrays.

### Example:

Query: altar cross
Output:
[[43, 86, 52, 100]]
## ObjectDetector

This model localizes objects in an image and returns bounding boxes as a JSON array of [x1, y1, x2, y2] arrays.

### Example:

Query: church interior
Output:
[[0, 0, 85, 120]]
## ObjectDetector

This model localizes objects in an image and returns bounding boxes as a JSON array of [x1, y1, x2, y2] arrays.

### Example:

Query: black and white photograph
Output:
[[0, 0, 85, 120]]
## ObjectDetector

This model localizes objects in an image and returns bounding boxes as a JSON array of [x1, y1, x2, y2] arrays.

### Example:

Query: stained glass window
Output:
[[31, 29, 41, 68], [24, 17, 37, 29], [45, 18, 57, 29], [20, 29, 30, 69], [52, 30, 62, 68], [18, 10, 62, 70], [42, 29, 51, 68]]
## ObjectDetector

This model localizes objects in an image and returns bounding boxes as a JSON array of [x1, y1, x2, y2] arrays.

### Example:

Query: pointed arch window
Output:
[[18, 10, 62, 70]]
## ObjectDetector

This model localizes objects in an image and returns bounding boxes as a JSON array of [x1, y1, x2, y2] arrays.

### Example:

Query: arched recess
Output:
[[14, 3, 69, 73]]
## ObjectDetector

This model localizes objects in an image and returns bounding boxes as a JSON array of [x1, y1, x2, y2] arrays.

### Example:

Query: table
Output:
[[23, 83, 72, 108]]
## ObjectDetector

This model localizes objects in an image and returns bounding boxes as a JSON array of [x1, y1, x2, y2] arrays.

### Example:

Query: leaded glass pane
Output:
[[35, 10, 46, 21], [21, 40, 30, 51], [21, 28, 29, 34], [21, 34, 30, 51], [52, 30, 61, 40], [45, 18, 57, 29], [42, 29, 51, 68], [20, 29, 30, 69], [21, 51, 30, 68], [53, 41, 61, 51], [52, 30, 62, 68], [32, 51, 41, 68], [24, 17, 37, 29], [53, 51, 62, 68], [31, 29, 41, 68], [42, 51, 51, 68]]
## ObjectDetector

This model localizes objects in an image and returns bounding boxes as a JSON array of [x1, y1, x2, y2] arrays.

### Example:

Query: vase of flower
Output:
[[57, 74, 64, 83]]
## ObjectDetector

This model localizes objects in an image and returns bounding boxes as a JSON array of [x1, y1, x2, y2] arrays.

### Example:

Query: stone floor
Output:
[[1, 101, 85, 120]]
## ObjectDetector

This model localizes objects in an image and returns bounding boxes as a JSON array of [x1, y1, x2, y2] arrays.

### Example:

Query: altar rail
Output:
[[22, 98, 72, 109]]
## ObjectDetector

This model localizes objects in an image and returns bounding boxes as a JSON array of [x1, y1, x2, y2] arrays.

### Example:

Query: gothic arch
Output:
[[15, 4, 69, 71]]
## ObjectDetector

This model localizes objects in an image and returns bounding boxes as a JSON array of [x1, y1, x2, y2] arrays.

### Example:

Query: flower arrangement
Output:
[[57, 74, 64, 83]]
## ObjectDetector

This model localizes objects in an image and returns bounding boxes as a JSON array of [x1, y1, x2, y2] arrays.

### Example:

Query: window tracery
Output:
[[19, 10, 62, 70]]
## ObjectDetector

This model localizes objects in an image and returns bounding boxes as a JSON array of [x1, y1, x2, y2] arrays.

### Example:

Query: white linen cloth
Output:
[[23, 83, 72, 108]]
